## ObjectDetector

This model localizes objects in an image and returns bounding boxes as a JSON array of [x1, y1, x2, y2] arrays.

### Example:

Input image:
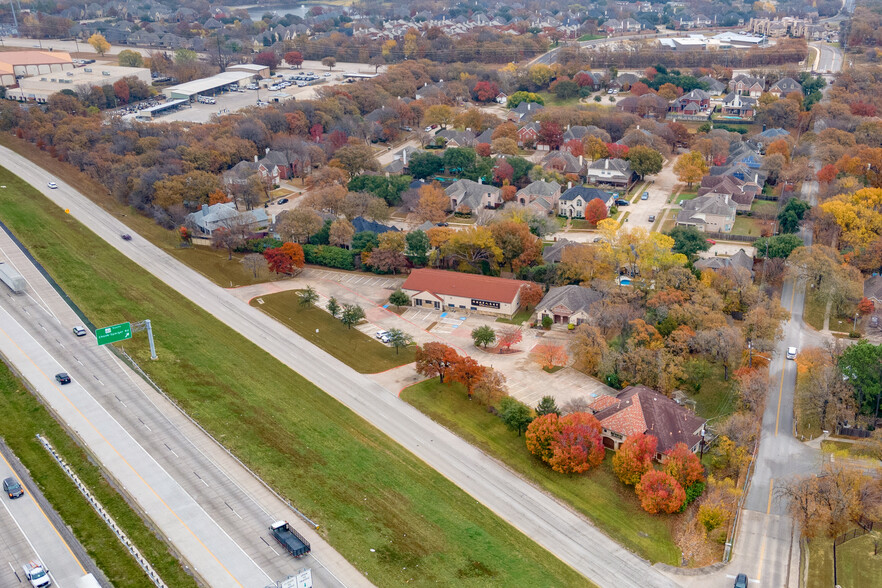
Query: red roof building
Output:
[[588, 385, 706, 460], [400, 268, 531, 318]]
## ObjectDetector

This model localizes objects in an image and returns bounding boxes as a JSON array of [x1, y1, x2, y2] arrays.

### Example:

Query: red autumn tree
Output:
[[310, 123, 323, 142], [563, 139, 583, 157], [531, 344, 568, 370], [493, 160, 514, 184], [539, 121, 563, 150], [449, 356, 487, 399], [415, 342, 461, 383], [520, 283, 544, 309], [284, 51, 304, 68], [264, 247, 294, 274], [280, 242, 305, 270], [635, 470, 686, 514], [497, 326, 523, 351], [629, 81, 652, 96], [525, 413, 562, 462], [816, 164, 838, 184], [663, 443, 705, 488], [606, 143, 629, 159], [113, 79, 130, 104], [254, 51, 280, 69], [643, 67, 658, 80], [548, 413, 605, 474], [612, 432, 658, 485], [584, 197, 609, 225], [858, 297, 875, 315], [849, 102, 876, 117], [501, 184, 517, 202], [574, 72, 594, 87], [473, 81, 500, 102], [476, 142, 491, 157]]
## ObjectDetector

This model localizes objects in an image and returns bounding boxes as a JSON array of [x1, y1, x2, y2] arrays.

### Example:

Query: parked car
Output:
[[593, 237, 603, 243], [641, 192, 649, 200], [277, 198, 289, 205], [72, 325, 87, 337], [648, 215, 655, 222], [55, 372, 71, 385], [870, 315, 879, 328], [47, 181, 58, 189], [733, 573, 748, 588], [786, 347, 798, 360], [3, 477, 23, 499], [706, 239, 717, 245], [615, 199, 629, 207]]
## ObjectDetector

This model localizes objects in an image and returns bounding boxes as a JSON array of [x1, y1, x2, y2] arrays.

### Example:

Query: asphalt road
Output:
[[0, 153, 679, 587], [812, 43, 843, 74], [0, 231, 364, 588], [0, 444, 92, 588]]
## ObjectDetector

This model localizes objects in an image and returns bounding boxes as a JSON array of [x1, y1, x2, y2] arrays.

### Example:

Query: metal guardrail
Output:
[[723, 437, 760, 562], [36, 434, 167, 588]]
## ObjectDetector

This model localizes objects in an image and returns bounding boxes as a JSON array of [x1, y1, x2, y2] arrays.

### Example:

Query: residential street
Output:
[[0, 144, 679, 587]]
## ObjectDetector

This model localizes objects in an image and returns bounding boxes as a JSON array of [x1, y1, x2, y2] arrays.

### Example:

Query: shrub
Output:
[[635, 470, 686, 514], [302, 244, 356, 270]]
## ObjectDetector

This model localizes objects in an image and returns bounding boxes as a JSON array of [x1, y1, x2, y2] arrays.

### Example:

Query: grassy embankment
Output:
[[0, 164, 588, 586]]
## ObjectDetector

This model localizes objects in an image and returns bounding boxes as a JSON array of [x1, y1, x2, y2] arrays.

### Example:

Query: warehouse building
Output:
[[400, 268, 531, 318], [228, 63, 271, 78], [165, 71, 257, 101], [0, 50, 74, 87], [7, 65, 151, 103]]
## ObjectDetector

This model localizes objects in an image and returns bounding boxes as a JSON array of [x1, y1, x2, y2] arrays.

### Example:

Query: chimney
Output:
[[527, 103, 531, 111], [202, 204, 209, 216], [478, 177, 483, 184], [254, 155, 258, 162], [402, 149, 407, 166], [579, 155, 584, 166], [265, 147, 270, 154], [568, 181, 573, 189]]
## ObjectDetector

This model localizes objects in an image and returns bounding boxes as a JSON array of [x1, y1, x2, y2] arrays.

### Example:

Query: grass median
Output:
[[0, 166, 588, 586], [401, 378, 681, 565], [251, 290, 415, 373], [0, 361, 198, 588]]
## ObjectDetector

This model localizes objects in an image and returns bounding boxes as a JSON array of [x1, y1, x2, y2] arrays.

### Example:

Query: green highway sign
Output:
[[96, 322, 132, 345]]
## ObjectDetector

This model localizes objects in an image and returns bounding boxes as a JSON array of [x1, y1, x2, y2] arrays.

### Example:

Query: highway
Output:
[[0, 149, 678, 587], [0, 230, 367, 587], [0, 443, 94, 588]]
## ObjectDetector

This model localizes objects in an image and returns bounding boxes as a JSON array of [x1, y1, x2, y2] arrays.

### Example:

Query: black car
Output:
[[615, 199, 629, 207], [121, 234, 132, 241], [277, 198, 289, 204], [55, 373, 71, 385], [734, 573, 748, 588], [3, 477, 23, 499]]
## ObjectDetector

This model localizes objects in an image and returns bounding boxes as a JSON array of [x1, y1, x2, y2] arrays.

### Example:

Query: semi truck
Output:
[[22, 561, 51, 587], [270, 521, 311, 558], [0, 261, 25, 293]]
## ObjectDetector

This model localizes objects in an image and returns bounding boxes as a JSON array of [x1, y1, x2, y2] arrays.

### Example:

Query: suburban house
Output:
[[517, 122, 541, 146], [721, 93, 757, 119], [697, 175, 759, 212], [729, 74, 766, 97], [864, 276, 882, 306], [516, 179, 561, 208], [768, 77, 803, 98], [558, 186, 615, 218], [676, 194, 737, 233], [541, 238, 582, 264], [536, 285, 604, 326], [257, 150, 293, 181], [507, 101, 544, 123], [694, 249, 755, 275], [588, 385, 707, 458], [400, 268, 530, 318], [669, 89, 711, 114], [437, 129, 477, 148], [351, 217, 398, 235], [698, 76, 727, 96], [186, 203, 269, 236], [586, 158, 637, 188], [542, 151, 586, 177], [223, 158, 280, 187], [446, 179, 503, 212]]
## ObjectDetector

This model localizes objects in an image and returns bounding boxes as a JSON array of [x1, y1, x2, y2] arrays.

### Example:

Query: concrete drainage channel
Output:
[[36, 433, 168, 588]]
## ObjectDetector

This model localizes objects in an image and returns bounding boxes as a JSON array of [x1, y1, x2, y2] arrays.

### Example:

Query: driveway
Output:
[[625, 159, 680, 231]]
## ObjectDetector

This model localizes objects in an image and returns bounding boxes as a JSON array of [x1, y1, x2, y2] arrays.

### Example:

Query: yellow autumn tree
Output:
[[88, 33, 110, 56], [819, 187, 882, 249], [673, 150, 709, 188]]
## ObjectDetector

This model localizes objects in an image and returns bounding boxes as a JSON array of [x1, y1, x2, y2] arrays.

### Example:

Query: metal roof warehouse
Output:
[[166, 71, 256, 100]]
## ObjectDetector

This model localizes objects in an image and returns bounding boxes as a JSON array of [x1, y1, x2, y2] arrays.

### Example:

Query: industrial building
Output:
[[7, 65, 152, 103], [227, 63, 271, 78], [165, 71, 257, 101], [0, 50, 74, 87]]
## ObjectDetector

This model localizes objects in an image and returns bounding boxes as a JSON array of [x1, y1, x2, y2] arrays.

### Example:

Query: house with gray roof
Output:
[[445, 179, 502, 212], [507, 101, 544, 123], [516, 180, 561, 207], [542, 151, 586, 176], [694, 249, 755, 274], [542, 238, 581, 264], [558, 186, 614, 218], [676, 194, 737, 233], [536, 285, 605, 326], [586, 158, 637, 187], [698, 175, 758, 212], [698, 76, 727, 96], [769, 77, 803, 98], [186, 203, 269, 236], [864, 276, 882, 306]]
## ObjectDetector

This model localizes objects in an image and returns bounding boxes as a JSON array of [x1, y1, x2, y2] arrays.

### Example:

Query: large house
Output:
[[536, 285, 604, 326], [400, 268, 530, 318], [694, 249, 755, 275], [446, 179, 502, 212], [697, 175, 759, 212], [676, 194, 737, 233], [558, 186, 614, 218], [507, 101, 544, 123], [669, 89, 711, 114], [586, 158, 637, 188], [768, 77, 803, 98], [516, 180, 561, 213], [729, 74, 765, 97], [588, 385, 707, 459], [721, 93, 757, 119], [542, 151, 586, 177], [186, 203, 269, 236], [698, 76, 727, 96], [541, 238, 581, 264]]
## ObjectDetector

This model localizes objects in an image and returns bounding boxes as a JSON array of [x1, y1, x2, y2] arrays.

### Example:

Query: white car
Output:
[[323, 72, 331, 77], [47, 181, 58, 189], [786, 346, 798, 360]]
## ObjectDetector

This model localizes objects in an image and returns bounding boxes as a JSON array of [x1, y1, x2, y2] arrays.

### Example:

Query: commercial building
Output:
[[228, 63, 271, 78], [7, 65, 151, 103], [400, 268, 530, 318], [165, 71, 257, 101], [0, 51, 74, 87]]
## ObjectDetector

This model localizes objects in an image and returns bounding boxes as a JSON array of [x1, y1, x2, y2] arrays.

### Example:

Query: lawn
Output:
[[400, 379, 681, 565], [750, 200, 778, 216], [805, 532, 882, 588], [687, 363, 737, 421], [0, 362, 198, 588], [251, 290, 415, 373], [672, 192, 698, 205], [496, 308, 533, 325], [537, 90, 582, 107], [0, 166, 588, 586], [578, 34, 604, 41], [803, 291, 828, 332], [731, 216, 766, 237]]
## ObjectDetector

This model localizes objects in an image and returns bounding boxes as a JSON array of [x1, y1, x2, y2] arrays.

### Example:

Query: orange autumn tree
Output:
[[548, 412, 605, 474], [663, 443, 705, 488], [531, 344, 568, 369], [280, 242, 305, 270], [415, 342, 461, 383], [612, 432, 657, 485], [449, 356, 487, 399], [525, 413, 562, 462], [635, 470, 686, 514]]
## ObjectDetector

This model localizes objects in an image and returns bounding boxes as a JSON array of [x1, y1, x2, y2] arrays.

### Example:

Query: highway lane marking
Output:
[[137, 417, 152, 432], [259, 536, 279, 556], [775, 282, 798, 437], [163, 443, 179, 458], [224, 501, 243, 520], [0, 449, 88, 576], [114, 394, 127, 408], [194, 472, 209, 487], [767, 479, 775, 515], [92, 374, 104, 386], [0, 321, 250, 587]]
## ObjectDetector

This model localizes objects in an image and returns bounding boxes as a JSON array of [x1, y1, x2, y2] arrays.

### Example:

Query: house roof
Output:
[[351, 217, 398, 234], [536, 285, 604, 314], [771, 77, 802, 94], [401, 268, 530, 304], [864, 276, 882, 302], [445, 179, 500, 210], [560, 186, 614, 203], [518, 180, 561, 198], [589, 385, 706, 454], [681, 193, 736, 217], [587, 158, 632, 176], [542, 239, 580, 263], [695, 249, 754, 273]]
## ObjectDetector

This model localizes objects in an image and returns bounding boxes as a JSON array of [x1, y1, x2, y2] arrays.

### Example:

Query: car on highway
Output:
[[55, 372, 71, 385], [47, 181, 58, 189], [121, 234, 132, 241], [641, 192, 649, 200], [3, 477, 23, 499], [22, 561, 51, 588], [72, 325, 87, 337], [277, 198, 289, 204], [786, 347, 798, 360], [733, 573, 748, 588]]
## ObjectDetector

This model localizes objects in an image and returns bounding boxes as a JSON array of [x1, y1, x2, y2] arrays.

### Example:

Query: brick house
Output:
[[400, 268, 530, 318]]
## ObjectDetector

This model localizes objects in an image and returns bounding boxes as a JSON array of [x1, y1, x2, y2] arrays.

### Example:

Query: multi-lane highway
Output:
[[0, 145, 678, 587], [0, 230, 367, 587]]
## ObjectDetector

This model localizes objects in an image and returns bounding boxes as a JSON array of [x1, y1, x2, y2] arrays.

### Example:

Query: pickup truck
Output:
[[270, 521, 311, 557], [22, 561, 51, 587]]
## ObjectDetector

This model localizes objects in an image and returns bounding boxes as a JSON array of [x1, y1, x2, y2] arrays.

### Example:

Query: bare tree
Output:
[[241, 253, 267, 278]]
